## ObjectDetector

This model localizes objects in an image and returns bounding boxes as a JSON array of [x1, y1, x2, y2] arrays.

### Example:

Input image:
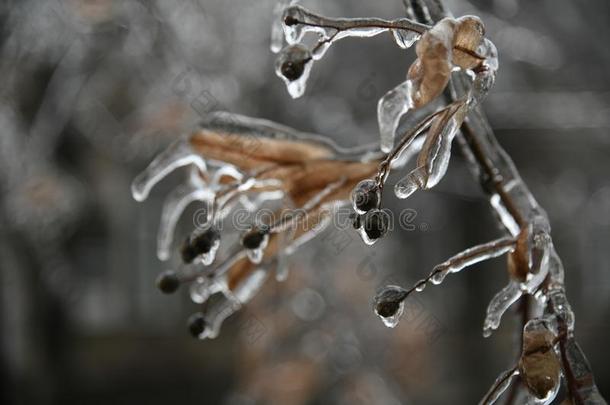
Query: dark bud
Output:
[[188, 312, 207, 338], [156, 270, 180, 294], [352, 179, 380, 214], [281, 61, 305, 81], [284, 15, 299, 26], [374, 285, 408, 318], [241, 225, 270, 250], [192, 227, 220, 254], [180, 227, 220, 264], [363, 209, 390, 241], [276, 44, 311, 82]]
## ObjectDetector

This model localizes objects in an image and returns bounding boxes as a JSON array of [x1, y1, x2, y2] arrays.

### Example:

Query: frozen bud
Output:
[[374, 285, 408, 328], [188, 312, 207, 338], [452, 15, 485, 70], [156, 270, 180, 294], [363, 209, 390, 241], [241, 225, 270, 250], [276, 44, 311, 81], [351, 179, 380, 214], [192, 227, 221, 254], [181, 227, 221, 264], [519, 329, 561, 401]]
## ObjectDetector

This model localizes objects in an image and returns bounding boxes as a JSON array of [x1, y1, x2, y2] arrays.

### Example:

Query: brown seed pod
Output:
[[407, 18, 455, 108], [452, 15, 485, 70], [518, 329, 561, 400]]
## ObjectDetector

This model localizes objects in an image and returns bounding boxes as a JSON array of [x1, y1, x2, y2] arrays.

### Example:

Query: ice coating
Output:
[[482, 281, 522, 337], [374, 285, 408, 328], [377, 80, 414, 153], [270, 0, 298, 53], [274, 44, 314, 98], [479, 368, 519, 405], [157, 181, 214, 261], [430, 237, 515, 285], [131, 138, 206, 202]]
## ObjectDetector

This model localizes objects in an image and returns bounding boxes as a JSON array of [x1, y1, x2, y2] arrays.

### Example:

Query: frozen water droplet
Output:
[[431, 269, 448, 285], [394, 166, 426, 199], [391, 29, 420, 49], [275, 44, 313, 98], [377, 80, 413, 153], [374, 285, 408, 328], [415, 283, 426, 292]]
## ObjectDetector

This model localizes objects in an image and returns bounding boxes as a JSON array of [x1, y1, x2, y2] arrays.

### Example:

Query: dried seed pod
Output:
[[452, 15, 485, 70], [408, 18, 455, 108], [518, 329, 561, 401]]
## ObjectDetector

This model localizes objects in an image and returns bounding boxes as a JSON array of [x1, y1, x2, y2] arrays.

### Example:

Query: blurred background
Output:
[[1, 0, 608, 404]]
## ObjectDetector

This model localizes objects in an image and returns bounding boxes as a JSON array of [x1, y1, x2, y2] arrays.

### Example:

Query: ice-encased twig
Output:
[[410, 0, 605, 402], [479, 366, 519, 405]]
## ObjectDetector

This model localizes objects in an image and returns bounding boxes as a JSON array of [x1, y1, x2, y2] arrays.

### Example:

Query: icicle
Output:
[[275, 44, 313, 98], [374, 285, 408, 328], [131, 139, 207, 202], [377, 80, 414, 153], [391, 28, 421, 49], [394, 165, 426, 199], [157, 183, 214, 261], [431, 237, 515, 285], [483, 281, 522, 337], [479, 368, 519, 405], [271, 0, 298, 53]]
